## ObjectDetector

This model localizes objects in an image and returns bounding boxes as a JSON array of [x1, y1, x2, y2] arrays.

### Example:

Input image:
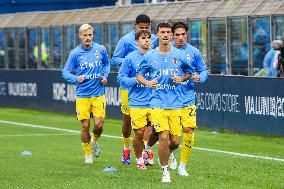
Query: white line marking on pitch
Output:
[[0, 120, 283, 162], [0, 133, 77, 137]]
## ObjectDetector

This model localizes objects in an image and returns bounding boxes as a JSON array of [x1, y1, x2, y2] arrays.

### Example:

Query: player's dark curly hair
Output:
[[156, 21, 172, 33], [136, 14, 151, 24], [135, 29, 151, 41], [172, 22, 188, 34]]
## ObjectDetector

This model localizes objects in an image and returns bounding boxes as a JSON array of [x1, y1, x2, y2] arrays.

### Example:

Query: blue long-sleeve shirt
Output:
[[118, 50, 150, 108], [62, 42, 110, 98], [175, 43, 208, 107], [111, 30, 158, 89], [263, 48, 279, 77], [137, 48, 194, 109]]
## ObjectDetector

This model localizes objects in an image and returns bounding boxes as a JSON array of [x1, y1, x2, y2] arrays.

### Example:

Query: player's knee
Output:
[[159, 133, 169, 143], [171, 137, 180, 147], [134, 128, 144, 136], [183, 127, 194, 134], [81, 120, 90, 130]]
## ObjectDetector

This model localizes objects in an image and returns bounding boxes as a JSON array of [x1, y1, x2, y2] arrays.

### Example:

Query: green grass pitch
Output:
[[0, 108, 283, 189]]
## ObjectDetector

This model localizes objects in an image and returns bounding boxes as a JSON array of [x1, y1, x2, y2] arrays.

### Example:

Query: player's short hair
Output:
[[135, 29, 151, 40], [79, 24, 93, 35], [172, 22, 188, 33], [156, 21, 172, 33], [136, 14, 151, 24]]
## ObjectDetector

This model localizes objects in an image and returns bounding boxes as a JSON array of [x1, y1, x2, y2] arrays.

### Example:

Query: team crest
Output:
[[187, 54, 191, 62], [154, 121, 160, 129], [173, 58, 178, 64], [95, 50, 100, 58]]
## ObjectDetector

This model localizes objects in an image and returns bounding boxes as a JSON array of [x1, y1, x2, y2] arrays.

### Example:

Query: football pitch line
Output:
[[0, 133, 77, 137], [0, 119, 283, 163]]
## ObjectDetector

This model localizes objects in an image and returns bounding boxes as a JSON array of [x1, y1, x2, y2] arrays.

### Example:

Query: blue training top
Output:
[[176, 43, 208, 107], [111, 30, 158, 89], [118, 50, 150, 108], [137, 47, 194, 109], [62, 42, 110, 98]]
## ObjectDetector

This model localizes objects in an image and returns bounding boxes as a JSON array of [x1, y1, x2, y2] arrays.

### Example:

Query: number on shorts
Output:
[[188, 107, 196, 116]]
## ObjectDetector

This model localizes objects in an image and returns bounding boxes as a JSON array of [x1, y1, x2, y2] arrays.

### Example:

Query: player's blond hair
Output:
[[79, 24, 93, 35]]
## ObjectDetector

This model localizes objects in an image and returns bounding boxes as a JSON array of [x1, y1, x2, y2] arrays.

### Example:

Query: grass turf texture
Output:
[[0, 108, 283, 189]]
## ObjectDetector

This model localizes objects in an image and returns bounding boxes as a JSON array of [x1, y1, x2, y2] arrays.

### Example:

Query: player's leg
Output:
[[151, 108, 171, 183], [168, 109, 182, 170], [178, 105, 196, 176], [120, 89, 132, 164], [90, 96, 106, 158], [142, 111, 155, 165], [76, 98, 92, 163], [130, 108, 147, 169], [143, 119, 151, 145], [168, 134, 180, 170]]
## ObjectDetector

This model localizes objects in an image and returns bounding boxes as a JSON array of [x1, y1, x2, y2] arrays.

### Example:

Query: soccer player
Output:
[[62, 24, 110, 164], [136, 22, 194, 183], [172, 21, 208, 176], [117, 29, 152, 169], [112, 14, 157, 165]]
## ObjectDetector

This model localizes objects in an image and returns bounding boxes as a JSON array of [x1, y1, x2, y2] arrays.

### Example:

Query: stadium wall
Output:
[[0, 70, 283, 136]]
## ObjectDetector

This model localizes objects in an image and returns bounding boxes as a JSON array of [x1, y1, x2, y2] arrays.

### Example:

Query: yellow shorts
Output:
[[120, 89, 130, 115], [130, 108, 151, 130], [76, 96, 106, 120], [181, 105, 197, 129], [150, 108, 182, 136]]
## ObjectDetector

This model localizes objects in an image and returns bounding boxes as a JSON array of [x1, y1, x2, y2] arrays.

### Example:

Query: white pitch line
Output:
[[194, 147, 284, 162], [0, 133, 77, 137], [0, 119, 283, 162]]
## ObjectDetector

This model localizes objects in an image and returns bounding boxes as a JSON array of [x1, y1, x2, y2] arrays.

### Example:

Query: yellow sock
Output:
[[180, 133, 194, 164], [82, 142, 92, 156], [92, 134, 99, 142], [123, 137, 131, 148], [143, 140, 147, 146]]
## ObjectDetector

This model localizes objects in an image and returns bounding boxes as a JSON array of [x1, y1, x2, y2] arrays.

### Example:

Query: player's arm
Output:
[[111, 38, 126, 67], [62, 52, 81, 84], [117, 57, 137, 87], [172, 73, 192, 84], [173, 51, 194, 83], [101, 47, 110, 85], [136, 59, 157, 88], [193, 50, 208, 83]]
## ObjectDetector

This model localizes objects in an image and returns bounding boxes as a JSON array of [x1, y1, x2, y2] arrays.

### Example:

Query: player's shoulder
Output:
[[173, 47, 187, 57], [185, 43, 201, 54], [125, 49, 139, 59], [151, 34, 157, 39], [120, 30, 135, 42], [69, 44, 82, 56], [145, 48, 157, 58], [93, 43, 107, 52]]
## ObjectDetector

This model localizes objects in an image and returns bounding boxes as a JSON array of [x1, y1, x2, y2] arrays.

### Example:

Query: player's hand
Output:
[[77, 75, 85, 83], [193, 72, 200, 83], [147, 78, 158, 88], [172, 74, 183, 84], [100, 76, 108, 85]]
